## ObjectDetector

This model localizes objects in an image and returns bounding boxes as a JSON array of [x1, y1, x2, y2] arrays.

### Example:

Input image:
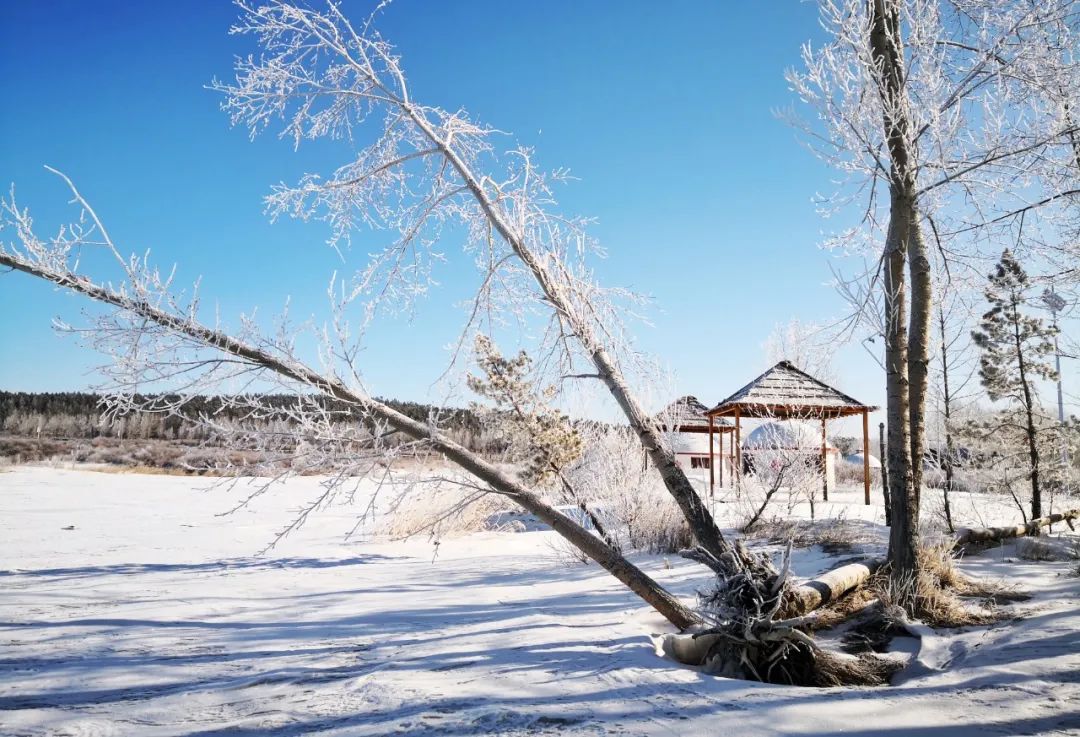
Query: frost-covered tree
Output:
[[789, 0, 1080, 592], [972, 249, 1060, 519], [927, 254, 982, 533], [764, 319, 838, 385], [0, 0, 803, 643], [0, 0, 907, 683]]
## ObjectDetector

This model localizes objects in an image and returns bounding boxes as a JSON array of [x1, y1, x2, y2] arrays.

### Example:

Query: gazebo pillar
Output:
[[734, 407, 742, 494], [820, 416, 828, 502], [718, 429, 724, 487], [862, 408, 871, 505], [708, 415, 715, 499], [731, 430, 736, 488]]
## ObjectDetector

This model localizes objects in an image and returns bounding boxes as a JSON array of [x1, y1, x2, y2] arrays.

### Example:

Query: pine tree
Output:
[[971, 250, 1058, 520], [467, 335, 619, 551]]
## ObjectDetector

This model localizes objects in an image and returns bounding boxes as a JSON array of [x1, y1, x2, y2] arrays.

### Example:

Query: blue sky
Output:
[[1, 1, 898, 426]]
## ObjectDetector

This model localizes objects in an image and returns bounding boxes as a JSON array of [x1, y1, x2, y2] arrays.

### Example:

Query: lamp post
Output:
[[1041, 288, 1066, 426], [1041, 288, 1069, 476]]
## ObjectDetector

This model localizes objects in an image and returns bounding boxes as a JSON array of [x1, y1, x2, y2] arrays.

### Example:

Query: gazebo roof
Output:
[[706, 361, 876, 419], [658, 395, 733, 433]]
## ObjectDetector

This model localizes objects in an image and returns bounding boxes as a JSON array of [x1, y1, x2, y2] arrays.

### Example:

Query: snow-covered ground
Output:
[[1, 466, 1078, 736]]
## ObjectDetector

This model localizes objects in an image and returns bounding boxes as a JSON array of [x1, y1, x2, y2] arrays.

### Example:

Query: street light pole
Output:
[[1042, 288, 1067, 425], [1042, 289, 1069, 478]]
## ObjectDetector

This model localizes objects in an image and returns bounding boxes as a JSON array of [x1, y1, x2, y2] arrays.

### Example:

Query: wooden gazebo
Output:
[[705, 361, 878, 504], [658, 396, 736, 494]]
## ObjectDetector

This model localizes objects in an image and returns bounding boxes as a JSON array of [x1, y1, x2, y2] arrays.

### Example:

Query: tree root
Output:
[[668, 543, 902, 686], [667, 506, 1066, 686], [665, 536, 1029, 685]]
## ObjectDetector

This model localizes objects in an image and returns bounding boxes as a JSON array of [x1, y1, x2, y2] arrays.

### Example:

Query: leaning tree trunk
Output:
[[275, 12, 736, 573], [0, 252, 700, 631], [403, 106, 735, 569], [870, 0, 922, 587], [278, 10, 738, 576]]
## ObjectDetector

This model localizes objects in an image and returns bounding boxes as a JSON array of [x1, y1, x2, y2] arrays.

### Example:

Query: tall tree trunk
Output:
[[881, 196, 919, 579], [869, 0, 922, 584], [1012, 298, 1043, 520], [879, 421, 892, 526], [0, 252, 700, 631], [907, 221, 932, 506], [938, 311, 955, 533]]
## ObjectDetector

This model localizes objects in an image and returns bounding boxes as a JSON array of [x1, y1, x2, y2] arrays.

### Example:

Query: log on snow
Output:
[[785, 558, 884, 617], [954, 509, 1078, 547]]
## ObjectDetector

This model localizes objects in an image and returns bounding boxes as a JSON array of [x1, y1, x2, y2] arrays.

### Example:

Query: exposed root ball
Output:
[[696, 637, 902, 687], [807, 646, 903, 687]]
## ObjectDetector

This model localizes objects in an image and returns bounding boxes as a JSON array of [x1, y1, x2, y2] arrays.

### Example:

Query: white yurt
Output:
[[742, 421, 839, 489], [843, 452, 882, 469]]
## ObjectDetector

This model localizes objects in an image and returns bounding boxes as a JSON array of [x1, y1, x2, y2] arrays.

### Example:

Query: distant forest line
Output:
[[0, 391, 487, 446]]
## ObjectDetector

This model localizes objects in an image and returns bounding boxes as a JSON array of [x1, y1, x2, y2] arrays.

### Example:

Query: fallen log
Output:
[[954, 509, 1078, 547], [785, 558, 884, 617]]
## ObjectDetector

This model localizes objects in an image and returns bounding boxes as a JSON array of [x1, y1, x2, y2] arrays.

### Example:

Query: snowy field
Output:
[[1, 465, 1079, 736]]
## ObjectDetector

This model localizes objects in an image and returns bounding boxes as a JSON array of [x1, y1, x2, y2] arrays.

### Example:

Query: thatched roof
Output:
[[658, 395, 732, 433], [707, 361, 875, 419]]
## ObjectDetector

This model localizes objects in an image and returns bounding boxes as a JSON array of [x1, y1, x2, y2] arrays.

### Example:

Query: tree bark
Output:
[[907, 221, 932, 506], [882, 193, 920, 582], [879, 421, 892, 526], [1012, 295, 1043, 520], [938, 311, 955, 533], [869, 0, 922, 585], [0, 251, 700, 631]]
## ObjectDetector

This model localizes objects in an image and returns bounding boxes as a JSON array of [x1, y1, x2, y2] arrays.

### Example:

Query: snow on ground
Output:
[[1, 466, 1078, 736]]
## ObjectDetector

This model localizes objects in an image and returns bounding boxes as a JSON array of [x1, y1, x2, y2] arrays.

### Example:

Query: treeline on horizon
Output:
[[0, 391, 488, 448]]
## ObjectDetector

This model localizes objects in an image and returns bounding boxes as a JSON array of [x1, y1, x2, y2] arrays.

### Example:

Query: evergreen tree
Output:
[[971, 250, 1058, 519]]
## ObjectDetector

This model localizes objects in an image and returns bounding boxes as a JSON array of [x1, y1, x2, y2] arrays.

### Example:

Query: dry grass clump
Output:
[[88, 464, 206, 477], [837, 603, 909, 655], [809, 586, 880, 632], [0, 435, 69, 463], [624, 512, 693, 555], [744, 515, 876, 555], [873, 544, 1017, 628], [382, 487, 517, 540], [836, 461, 882, 488], [0, 434, 270, 475], [1016, 536, 1080, 563]]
